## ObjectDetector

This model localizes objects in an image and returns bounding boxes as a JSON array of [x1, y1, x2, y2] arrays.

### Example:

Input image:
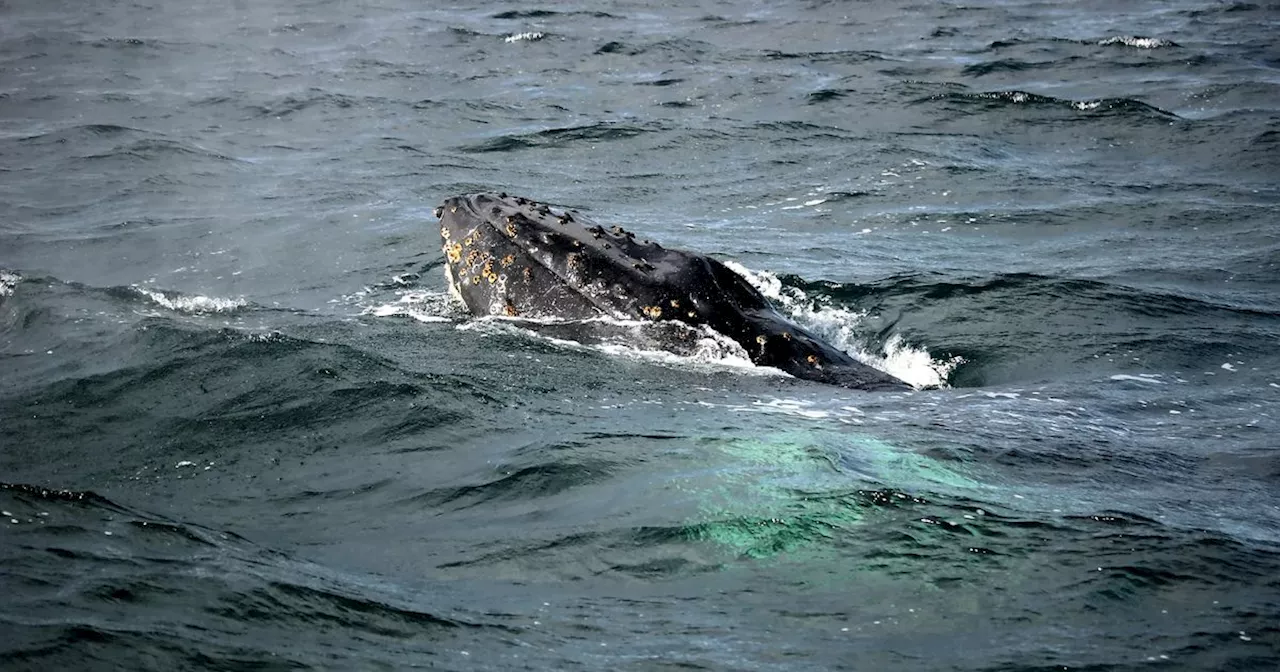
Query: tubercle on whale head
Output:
[[434, 193, 607, 321], [438, 196, 511, 268], [437, 193, 596, 264], [437, 193, 529, 241]]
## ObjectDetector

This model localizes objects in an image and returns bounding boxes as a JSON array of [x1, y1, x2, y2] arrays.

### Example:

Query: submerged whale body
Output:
[[435, 192, 911, 391]]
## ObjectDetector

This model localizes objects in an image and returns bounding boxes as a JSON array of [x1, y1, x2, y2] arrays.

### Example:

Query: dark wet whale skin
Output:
[[436, 193, 911, 391]]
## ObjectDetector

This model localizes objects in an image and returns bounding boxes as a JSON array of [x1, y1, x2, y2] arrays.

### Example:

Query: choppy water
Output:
[[3, 0, 1279, 669]]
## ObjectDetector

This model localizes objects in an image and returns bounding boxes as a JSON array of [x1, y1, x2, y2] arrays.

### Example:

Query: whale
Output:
[[434, 192, 911, 391]]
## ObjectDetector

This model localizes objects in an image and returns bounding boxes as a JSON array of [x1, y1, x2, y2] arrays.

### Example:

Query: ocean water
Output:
[[2, 0, 1279, 669]]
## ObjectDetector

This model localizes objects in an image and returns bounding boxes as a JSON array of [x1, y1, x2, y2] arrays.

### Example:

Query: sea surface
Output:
[[2, 0, 1279, 669]]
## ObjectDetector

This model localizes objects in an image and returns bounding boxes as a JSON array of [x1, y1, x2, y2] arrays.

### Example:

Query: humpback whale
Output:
[[435, 192, 911, 391]]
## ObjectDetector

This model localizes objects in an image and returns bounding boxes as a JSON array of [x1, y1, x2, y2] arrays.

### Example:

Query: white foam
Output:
[[722, 261, 960, 388], [752, 398, 830, 419], [504, 32, 544, 43], [1098, 36, 1174, 49], [133, 287, 246, 313], [1110, 374, 1166, 385], [0, 270, 19, 297], [984, 391, 1020, 399], [459, 314, 776, 379], [362, 290, 455, 323], [594, 338, 767, 375]]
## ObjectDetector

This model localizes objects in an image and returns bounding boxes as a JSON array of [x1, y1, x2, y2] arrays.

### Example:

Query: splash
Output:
[[133, 287, 246, 313], [870, 335, 964, 389], [362, 290, 456, 323], [0, 270, 19, 297], [723, 261, 961, 388]]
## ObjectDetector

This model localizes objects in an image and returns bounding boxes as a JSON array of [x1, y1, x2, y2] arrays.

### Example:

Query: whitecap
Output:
[[504, 32, 544, 43], [133, 287, 246, 313], [1098, 36, 1175, 49]]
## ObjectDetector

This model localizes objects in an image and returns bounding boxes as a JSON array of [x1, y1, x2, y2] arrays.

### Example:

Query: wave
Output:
[[962, 57, 1082, 77], [455, 121, 665, 153], [8, 274, 251, 316], [82, 37, 182, 51], [759, 49, 887, 63], [9, 123, 242, 167], [1236, 128, 1280, 172], [1182, 1, 1265, 18], [593, 38, 711, 61], [986, 35, 1179, 51], [79, 137, 241, 163], [635, 77, 685, 87], [3, 316, 502, 463], [749, 119, 856, 139], [245, 90, 391, 119], [15, 123, 144, 143], [394, 428, 987, 575], [806, 88, 849, 103], [855, 272, 1280, 320], [838, 271, 1280, 386], [390, 422, 1280, 588], [1097, 35, 1178, 49], [400, 457, 622, 513], [919, 89, 1180, 121], [2, 272, 241, 312], [0, 275, 274, 396], [129, 286, 247, 314], [491, 9, 620, 20], [0, 482, 515, 668]]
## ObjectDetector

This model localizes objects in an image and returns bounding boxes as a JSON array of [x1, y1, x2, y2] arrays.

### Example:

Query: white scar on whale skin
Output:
[[444, 264, 465, 305]]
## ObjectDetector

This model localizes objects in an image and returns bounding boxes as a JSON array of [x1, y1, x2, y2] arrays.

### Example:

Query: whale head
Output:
[[433, 192, 913, 391], [435, 192, 757, 324]]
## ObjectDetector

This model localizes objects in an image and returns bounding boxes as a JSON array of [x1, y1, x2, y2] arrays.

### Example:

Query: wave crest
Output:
[[133, 287, 247, 314]]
